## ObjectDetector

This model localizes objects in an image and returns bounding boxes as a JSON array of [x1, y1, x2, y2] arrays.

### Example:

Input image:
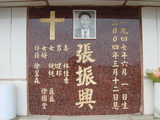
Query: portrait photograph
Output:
[[73, 10, 96, 39]]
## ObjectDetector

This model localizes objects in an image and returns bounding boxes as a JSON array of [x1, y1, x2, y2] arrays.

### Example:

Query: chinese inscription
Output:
[[75, 43, 97, 109], [111, 20, 129, 110], [28, 6, 142, 115]]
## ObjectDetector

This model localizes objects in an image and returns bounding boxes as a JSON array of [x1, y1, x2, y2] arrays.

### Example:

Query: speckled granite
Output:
[[28, 6, 142, 115]]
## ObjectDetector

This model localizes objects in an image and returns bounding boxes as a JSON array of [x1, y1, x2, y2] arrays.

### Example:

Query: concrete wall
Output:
[[0, 7, 159, 116], [0, 7, 27, 116], [142, 7, 160, 114]]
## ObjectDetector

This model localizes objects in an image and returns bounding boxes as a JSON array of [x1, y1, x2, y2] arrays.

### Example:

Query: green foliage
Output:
[[147, 73, 160, 82]]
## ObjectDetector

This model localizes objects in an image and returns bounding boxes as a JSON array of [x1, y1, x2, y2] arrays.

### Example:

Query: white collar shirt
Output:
[[81, 28, 90, 38]]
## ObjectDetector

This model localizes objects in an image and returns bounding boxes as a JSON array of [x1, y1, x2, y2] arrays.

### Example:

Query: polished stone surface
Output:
[[28, 6, 142, 115]]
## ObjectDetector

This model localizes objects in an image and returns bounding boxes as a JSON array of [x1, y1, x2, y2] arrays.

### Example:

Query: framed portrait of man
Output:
[[73, 10, 96, 39]]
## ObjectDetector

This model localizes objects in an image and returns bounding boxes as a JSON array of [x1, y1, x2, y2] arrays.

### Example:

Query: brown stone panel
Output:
[[28, 6, 142, 115]]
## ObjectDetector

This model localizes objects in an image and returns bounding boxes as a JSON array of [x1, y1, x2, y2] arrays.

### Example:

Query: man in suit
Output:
[[75, 11, 95, 39]]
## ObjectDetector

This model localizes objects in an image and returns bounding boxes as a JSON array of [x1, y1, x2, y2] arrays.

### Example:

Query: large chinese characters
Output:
[[75, 43, 96, 109], [28, 7, 142, 115]]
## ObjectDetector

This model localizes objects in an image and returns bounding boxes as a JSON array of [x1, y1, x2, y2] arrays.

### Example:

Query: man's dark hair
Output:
[[78, 12, 91, 19]]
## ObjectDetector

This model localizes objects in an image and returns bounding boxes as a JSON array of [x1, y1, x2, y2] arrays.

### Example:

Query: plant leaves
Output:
[[147, 73, 160, 82]]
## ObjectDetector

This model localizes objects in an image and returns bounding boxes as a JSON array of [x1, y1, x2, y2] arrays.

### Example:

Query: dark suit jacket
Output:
[[75, 28, 95, 38]]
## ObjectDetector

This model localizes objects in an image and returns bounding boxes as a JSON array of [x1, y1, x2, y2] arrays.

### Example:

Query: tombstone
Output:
[[28, 6, 142, 115]]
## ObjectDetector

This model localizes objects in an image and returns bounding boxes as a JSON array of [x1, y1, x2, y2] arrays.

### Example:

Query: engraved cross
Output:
[[40, 11, 65, 40]]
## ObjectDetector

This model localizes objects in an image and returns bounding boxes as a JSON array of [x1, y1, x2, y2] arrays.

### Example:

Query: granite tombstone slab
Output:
[[28, 6, 142, 115]]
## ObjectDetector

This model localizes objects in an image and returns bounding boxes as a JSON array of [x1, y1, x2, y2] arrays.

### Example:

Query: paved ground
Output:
[[7, 115, 160, 120]]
